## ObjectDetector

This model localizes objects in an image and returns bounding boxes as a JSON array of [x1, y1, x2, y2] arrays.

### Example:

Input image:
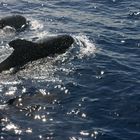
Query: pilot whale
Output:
[[0, 15, 28, 31], [0, 35, 74, 73]]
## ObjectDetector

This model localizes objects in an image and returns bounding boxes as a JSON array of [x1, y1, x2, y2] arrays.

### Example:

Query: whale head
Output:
[[37, 35, 74, 55], [0, 15, 28, 31]]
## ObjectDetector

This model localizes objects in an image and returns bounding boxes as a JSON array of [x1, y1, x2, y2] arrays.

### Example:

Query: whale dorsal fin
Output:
[[9, 39, 36, 51]]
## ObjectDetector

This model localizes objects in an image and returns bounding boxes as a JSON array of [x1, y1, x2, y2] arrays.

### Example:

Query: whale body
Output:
[[0, 15, 28, 31], [0, 35, 74, 73]]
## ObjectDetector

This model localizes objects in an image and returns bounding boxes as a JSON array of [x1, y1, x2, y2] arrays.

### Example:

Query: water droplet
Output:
[[39, 135, 43, 139], [80, 131, 89, 136], [0, 136, 4, 139], [81, 113, 86, 118], [101, 70, 104, 75], [91, 131, 98, 139], [42, 118, 47, 122], [65, 89, 68, 94], [49, 118, 53, 121], [26, 128, 32, 133], [121, 40, 125, 43]]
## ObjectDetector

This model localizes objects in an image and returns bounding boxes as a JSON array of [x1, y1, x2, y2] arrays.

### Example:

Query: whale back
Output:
[[9, 35, 74, 55], [0, 35, 74, 73]]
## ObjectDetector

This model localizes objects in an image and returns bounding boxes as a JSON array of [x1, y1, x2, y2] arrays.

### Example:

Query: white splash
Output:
[[5, 86, 17, 96], [2, 26, 16, 33], [74, 35, 96, 58], [0, 81, 21, 85], [35, 31, 51, 40], [0, 104, 7, 110], [0, 26, 16, 38], [30, 19, 44, 30]]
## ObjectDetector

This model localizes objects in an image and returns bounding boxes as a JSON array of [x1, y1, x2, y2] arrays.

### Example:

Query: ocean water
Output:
[[0, 0, 140, 140]]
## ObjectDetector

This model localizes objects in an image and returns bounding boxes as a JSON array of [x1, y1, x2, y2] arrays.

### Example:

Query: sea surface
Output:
[[0, 0, 140, 140]]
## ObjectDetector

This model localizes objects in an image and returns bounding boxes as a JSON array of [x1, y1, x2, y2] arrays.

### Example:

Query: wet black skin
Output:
[[0, 35, 74, 73], [0, 15, 28, 31]]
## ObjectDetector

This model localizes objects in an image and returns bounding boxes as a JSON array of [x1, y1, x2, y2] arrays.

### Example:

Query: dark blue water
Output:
[[0, 0, 140, 140]]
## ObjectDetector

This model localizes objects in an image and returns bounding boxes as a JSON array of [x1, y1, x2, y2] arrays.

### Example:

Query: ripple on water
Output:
[[0, 0, 140, 139]]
